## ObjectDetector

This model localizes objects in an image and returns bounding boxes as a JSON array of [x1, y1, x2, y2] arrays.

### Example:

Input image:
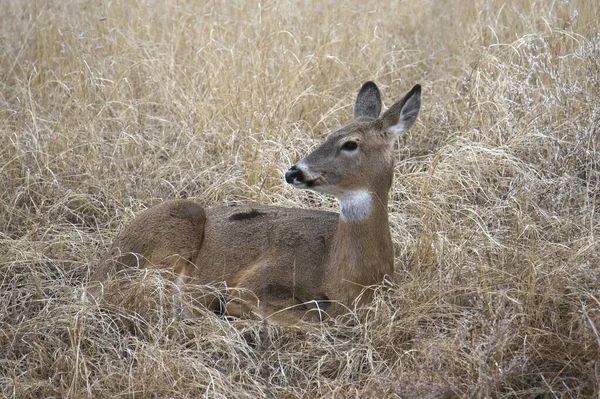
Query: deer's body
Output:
[[89, 82, 421, 324]]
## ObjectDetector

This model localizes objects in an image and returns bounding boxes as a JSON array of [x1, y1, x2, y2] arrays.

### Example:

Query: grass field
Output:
[[1, 0, 599, 397]]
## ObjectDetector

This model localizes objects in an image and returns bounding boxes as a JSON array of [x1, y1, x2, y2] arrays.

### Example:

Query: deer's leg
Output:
[[225, 267, 323, 325], [88, 200, 207, 308]]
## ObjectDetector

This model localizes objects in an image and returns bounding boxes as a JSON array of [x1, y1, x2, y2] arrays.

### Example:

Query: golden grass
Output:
[[1, 0, 599, 397]]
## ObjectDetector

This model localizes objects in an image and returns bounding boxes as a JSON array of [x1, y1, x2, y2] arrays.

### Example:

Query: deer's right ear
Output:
[[381, 84, 421, 141], [354, 81, 382, 121]]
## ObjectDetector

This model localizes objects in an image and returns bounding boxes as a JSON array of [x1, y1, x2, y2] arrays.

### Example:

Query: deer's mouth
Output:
[[303, 176, 327, 189], [285, 164, 326, 189], [289, 175, 326, 190]]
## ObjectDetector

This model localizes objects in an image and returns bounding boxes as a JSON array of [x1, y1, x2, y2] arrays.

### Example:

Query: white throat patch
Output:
[[339, 191, 372, 222]]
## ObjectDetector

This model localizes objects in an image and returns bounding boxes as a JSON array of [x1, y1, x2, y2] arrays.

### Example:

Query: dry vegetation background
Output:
[[1, 0, 599, 397]]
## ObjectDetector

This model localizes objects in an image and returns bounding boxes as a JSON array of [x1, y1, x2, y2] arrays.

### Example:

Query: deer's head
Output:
[[286, 82, 421, 221]]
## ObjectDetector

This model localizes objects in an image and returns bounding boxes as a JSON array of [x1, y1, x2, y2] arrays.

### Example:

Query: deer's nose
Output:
[[285, 166, 304, 184]]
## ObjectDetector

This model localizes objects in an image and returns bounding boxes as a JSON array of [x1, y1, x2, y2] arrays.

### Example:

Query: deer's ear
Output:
[[381, 84, 421, 140], [354, 81, 382, 121]]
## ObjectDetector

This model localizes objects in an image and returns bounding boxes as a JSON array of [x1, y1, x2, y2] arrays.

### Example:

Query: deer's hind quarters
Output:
[[88, 81, 422, 325]]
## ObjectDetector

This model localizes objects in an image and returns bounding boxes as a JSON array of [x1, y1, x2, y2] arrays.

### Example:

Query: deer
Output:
[[88, 81, 421, 324]]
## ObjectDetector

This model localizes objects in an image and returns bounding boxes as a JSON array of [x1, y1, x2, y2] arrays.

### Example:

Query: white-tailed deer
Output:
[[89, 82, 421, 324]]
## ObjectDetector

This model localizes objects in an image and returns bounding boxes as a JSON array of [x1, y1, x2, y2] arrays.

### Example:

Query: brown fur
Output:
[[89, 82, 421, 324]]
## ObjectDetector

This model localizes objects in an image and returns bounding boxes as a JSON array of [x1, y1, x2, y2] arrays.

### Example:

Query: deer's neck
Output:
[[327, 190, 394, 308]]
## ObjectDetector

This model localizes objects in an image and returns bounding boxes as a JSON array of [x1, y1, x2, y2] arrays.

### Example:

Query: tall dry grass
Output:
[[1, 0, 599, 397]]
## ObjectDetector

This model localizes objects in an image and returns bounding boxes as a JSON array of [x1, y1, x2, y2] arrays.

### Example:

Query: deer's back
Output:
[[193, 204, 338, 300]]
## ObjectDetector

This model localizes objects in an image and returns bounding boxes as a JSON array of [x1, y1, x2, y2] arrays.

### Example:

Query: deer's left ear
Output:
[[381, 84, 421, 140], [354, 81, 382, 121]]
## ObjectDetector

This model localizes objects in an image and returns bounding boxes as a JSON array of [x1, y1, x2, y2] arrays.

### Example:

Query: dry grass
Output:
[[1, 0, 599, 397]]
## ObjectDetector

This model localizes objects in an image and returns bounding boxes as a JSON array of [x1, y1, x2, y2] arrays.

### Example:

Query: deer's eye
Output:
[[341, 141, 358, 152]]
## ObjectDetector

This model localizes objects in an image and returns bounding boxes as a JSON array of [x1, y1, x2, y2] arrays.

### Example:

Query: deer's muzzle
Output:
[[285, 166, 304, 184]]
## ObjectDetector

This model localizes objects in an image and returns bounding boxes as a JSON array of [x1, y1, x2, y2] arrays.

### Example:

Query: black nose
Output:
[[285, 166, 304, 184]]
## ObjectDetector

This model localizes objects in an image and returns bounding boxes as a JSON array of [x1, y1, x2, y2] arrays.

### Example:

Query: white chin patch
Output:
[[338, 190, 372, 222]]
